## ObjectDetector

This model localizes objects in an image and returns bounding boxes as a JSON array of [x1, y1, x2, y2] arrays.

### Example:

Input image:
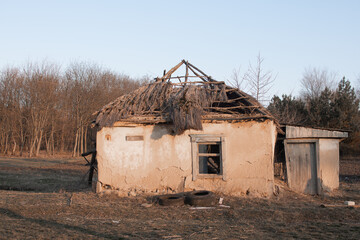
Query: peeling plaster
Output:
[[96, 120, 277, 196]]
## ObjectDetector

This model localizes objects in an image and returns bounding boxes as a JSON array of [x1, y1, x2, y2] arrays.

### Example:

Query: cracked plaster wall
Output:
[[96, 120, 277, 196]]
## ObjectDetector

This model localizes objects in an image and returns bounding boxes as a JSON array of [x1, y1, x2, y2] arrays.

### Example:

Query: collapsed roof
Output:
[[93, 60, 276, 134]]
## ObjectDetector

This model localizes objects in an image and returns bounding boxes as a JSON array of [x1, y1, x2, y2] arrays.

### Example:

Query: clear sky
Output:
[[0, 0, 359, 99]]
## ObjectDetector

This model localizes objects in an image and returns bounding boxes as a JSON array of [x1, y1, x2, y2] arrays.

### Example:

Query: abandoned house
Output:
[[275, 125, 348, 195], [92, 60, 280, 196]]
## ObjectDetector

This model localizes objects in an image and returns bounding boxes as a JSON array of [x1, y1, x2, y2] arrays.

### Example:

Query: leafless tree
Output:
[[244, 53, 276, 104], [0, 60, 149, 157], [228, 66, 246, 91], [22, 62, 61, 157], [300, 67, 336, 99], [0, 67, 24, 155], [65, 62, 144, 156]]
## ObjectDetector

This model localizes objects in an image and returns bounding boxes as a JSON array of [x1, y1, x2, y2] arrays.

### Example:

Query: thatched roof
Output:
[[93, 60, 276, 134]]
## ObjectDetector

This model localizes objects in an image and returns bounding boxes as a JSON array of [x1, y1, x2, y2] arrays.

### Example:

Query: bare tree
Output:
[[300, 67, 336, 99], [65, 62, 144, 156], [228, 66, 246, 91], [0, 60, 145, 157], [22, 62, 61, 157], [0, 67, 23, 155], [244, 53, 276, 104]]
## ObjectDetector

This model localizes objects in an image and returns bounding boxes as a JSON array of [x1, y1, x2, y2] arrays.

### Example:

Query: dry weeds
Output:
[[0, 156, 359, 239]]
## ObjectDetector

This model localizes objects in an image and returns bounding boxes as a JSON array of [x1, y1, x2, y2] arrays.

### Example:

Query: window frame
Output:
[[190, 134, 226, 181]]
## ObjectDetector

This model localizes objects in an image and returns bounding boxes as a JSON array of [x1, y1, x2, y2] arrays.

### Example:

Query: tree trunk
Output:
[[84, 127, 88, 153], [4, 134, 9, 154], [60, 123, 65, 152], [0, 133, 4, 153], [35, 129, 43, 156], [12, 136, 17, 155], [50, 129, 54, 155], [45, 132, 50, 155], [29, 135, 37, 157], [73, 130, 78, 157], [80, 125, 83, 154], [20, 141, 24, 156]]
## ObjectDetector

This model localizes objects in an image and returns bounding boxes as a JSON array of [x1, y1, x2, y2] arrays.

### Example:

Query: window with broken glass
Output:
[[198, 142, 221, 174], [190, 135, 225, 180]]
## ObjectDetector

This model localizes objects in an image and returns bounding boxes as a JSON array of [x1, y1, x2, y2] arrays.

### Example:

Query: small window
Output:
[[190, 135, 226, 180], [198, 143, 221, 174]]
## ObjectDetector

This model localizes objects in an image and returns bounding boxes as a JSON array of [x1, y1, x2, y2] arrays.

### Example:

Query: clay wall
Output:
[[96, 120, 277, 196]]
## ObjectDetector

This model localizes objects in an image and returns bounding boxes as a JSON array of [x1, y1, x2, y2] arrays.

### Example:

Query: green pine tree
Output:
[[331, 77, 359, 130]]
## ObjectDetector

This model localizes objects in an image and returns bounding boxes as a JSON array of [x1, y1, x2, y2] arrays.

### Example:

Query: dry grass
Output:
[[0, 156, 359, 239]]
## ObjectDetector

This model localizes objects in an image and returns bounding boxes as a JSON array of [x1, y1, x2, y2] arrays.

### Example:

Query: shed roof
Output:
[[93, 60, 276, 134], [285, 125, 348, 139]]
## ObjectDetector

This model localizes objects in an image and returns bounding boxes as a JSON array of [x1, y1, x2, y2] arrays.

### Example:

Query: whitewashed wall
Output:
[[96, 120, 277, 196]]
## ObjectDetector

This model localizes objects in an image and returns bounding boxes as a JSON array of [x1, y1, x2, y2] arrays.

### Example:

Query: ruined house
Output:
[[93, 60, 280, 196]]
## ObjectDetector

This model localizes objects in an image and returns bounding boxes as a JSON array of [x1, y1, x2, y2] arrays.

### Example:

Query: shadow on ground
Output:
[[0, 156, 91, 193]]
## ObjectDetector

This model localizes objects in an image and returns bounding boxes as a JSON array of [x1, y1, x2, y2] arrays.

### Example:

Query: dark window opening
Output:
[[198, 143, 220, 154], [274, 135, 286, 180], [198, 143, 221, 174]]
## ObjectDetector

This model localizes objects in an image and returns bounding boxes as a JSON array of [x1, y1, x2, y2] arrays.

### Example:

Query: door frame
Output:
[[284, 139, 321, 195]]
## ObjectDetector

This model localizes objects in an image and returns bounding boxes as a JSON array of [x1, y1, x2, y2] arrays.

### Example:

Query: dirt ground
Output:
[[0, 156, 359, 239]]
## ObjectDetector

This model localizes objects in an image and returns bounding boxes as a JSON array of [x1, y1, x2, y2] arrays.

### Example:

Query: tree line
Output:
[[229, 57, 359, 154], [267, 68, 360, 154], [1, 60, 359, 156], [0, 61, 147, 157]]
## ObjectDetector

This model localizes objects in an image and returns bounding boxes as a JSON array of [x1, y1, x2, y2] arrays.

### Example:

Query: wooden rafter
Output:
[[94, 60, 279, 132], [157, 60, 213, 83], [186, 64, 208, 82], [157, 61, 184, 82], [187, 62, 211, 80], [185, 60, 189, 82]]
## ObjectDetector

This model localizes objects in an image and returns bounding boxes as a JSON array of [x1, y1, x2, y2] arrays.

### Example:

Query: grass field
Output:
[[0, 156, 359, 239]]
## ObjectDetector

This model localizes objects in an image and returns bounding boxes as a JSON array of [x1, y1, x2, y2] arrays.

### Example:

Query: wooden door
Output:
[[285, 142, 318, 194]]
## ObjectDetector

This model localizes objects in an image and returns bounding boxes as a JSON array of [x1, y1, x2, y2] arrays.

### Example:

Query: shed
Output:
[[93, 60, 279, 196], [280, 125, 348, 194]]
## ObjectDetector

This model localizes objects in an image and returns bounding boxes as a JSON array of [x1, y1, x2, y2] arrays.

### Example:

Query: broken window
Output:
[[198, 143, 221, 174], [190, 135, 226, 180]]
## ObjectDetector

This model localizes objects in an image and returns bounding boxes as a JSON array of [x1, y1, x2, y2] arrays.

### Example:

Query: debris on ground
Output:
[[1, 156, 360, 239], [344, 201, 355, 206]]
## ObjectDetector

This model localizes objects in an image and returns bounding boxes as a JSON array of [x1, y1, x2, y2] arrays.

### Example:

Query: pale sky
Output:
[[1, 0, 359, 100]]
